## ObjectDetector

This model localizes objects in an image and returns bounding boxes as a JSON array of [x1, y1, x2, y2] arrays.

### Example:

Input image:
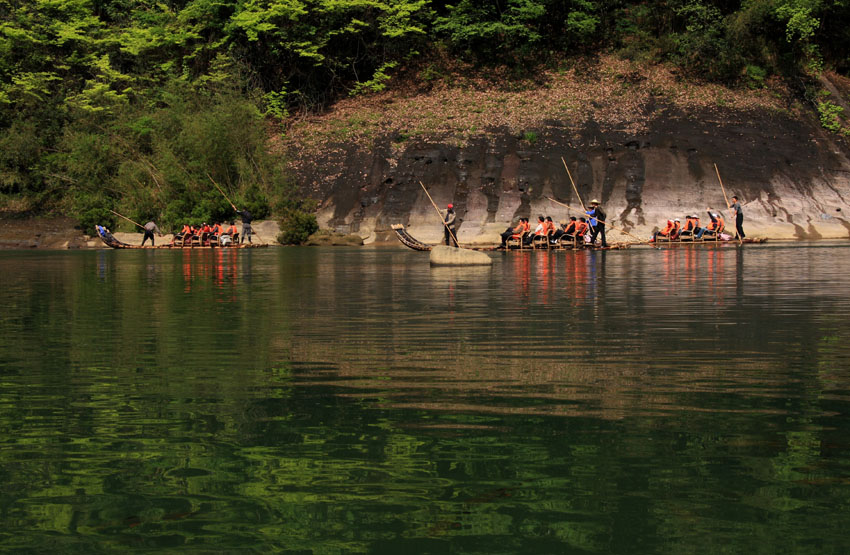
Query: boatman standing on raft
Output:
[[586, 199, 608, 248], [443, 203, 458, 247], [235, 207, 253, 243], [142, 220, 162, 246], [729, 195, 745, 240]]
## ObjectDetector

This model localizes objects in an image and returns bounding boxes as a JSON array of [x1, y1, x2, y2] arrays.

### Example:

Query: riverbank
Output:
[[1, 213, 845, 250], [0, 218, 286, 250]]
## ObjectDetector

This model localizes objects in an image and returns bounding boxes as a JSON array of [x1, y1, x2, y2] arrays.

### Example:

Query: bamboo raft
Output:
[[391, 224, 630, 252], [96, 226, 268, 249], [652, 232, 767, 245]]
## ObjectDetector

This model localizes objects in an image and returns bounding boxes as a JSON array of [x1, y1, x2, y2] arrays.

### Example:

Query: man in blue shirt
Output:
[[586, 199, 608, 247]]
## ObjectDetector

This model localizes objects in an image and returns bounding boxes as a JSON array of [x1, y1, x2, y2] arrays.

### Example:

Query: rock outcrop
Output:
[[429, 245, 493, 266]]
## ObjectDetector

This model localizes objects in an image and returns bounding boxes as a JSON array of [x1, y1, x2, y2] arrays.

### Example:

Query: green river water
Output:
[[1, 244, 850, 553]]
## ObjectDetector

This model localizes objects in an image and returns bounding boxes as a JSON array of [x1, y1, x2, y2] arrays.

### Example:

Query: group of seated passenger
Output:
[[651, 209, 725, 241], [173, 221, 240, 246], [499, 216, 591, 247]]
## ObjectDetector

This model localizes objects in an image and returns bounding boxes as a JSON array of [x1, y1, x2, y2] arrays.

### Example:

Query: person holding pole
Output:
[[730, 195, 745, 240], [236, 208, 253, 243], [586, 199, 608, 247], [142, 220, 162, 246], [443, 204, 458, 247]]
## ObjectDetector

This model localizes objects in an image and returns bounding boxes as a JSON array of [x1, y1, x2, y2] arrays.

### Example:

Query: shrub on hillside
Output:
[[277, 202, 319, 245]]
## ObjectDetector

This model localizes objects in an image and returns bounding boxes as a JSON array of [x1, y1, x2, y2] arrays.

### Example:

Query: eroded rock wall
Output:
[[297, 107, 850, 244]]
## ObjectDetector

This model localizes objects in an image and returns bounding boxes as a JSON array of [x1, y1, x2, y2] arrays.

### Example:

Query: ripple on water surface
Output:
[[2, 245, 850, 551]]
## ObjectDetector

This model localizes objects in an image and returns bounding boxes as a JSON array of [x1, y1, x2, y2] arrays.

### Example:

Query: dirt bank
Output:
[[280, 57, 850, 244]]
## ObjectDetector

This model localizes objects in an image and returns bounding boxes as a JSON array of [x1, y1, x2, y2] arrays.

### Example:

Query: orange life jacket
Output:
[[564, 221, 577, 235], [522, 221, 531, 233], [684, 218, 698, 231], [212, 224, 223, 235], [575, 222, 589, 236], [181, 225, 191, 234], [227, 225, 238, 236], [512, 223, 524, 233], [716, 216, 725, 233], [201, 225, 211, 234], [544, 221, 555, 235], [672, 221, 681, 236], [534, 221, 547, 236], [660, 220, 673, 235]]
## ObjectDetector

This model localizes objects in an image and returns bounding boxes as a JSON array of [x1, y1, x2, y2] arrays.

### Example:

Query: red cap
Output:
[[447, 204, 453, 209]]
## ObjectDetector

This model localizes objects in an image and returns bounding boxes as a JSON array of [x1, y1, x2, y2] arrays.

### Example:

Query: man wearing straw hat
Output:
[[586, 199, 608, 247]]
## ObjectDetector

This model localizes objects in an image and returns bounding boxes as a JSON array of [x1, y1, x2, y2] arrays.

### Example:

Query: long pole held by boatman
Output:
[[419, 181, 459, 247], [714, 163, 731, 210], [561, 157, 587, 213], [546, 197, 659, 248], [562, 156, 598, 235], [108, 209, 146, 231], [207, 172, 265, 244], [713, 163, 740, 245], [207, 172, 237, 211]]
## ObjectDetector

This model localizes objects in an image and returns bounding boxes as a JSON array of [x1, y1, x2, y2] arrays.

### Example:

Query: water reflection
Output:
[[1, 245, 850, 551]]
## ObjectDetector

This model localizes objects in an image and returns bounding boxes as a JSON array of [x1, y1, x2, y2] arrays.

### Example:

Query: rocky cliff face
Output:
[[283, 63, 850, 244]]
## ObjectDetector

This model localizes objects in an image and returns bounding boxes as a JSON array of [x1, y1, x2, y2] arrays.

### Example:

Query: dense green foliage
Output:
[[277, 201, 319, 244], [2, 0, 850, 225]]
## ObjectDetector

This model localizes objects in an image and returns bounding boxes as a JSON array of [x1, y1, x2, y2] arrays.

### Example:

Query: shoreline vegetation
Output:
[[2, 1, 850, 241]]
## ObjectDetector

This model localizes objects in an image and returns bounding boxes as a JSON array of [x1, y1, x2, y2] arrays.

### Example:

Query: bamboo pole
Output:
[[546, 197, 658, 248], [713, 163, 731, 209], [713, 163, 740, 245], [108, 209, 146, 231], [206, 172, 266, 244], [419, 181, 459, 247], [561, 157, 587, 212], [206, 172, 237, 210]]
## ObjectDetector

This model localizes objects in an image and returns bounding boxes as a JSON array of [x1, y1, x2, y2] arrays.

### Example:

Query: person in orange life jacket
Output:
[[525, 216, 546, 244], [226, 221, 239, 241], [681, 214, 700, 236], [553, 217, 578, 241], [586, 199, 608, 247], [544, 216, 556, 236], [173, 223, 192, 244], [696, 209, 725, 238], [443, 204, 458, 246], [652, 219, 675, 241], [575, 217, 590, 242], [500, 218, 526, 247], [671, 219, 682, 239], [211, 222, 223, 236]]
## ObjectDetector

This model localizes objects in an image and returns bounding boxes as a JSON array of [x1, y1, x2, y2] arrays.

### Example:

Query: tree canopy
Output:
[[2, 0, 849, 227]]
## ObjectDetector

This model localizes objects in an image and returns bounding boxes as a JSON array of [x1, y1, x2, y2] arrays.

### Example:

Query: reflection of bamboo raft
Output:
[[391, 224, 630, 252], [96, 225, 268, 249]]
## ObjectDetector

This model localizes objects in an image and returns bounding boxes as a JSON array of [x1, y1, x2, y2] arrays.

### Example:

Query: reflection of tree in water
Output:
[[2, 247, 850, 551]]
